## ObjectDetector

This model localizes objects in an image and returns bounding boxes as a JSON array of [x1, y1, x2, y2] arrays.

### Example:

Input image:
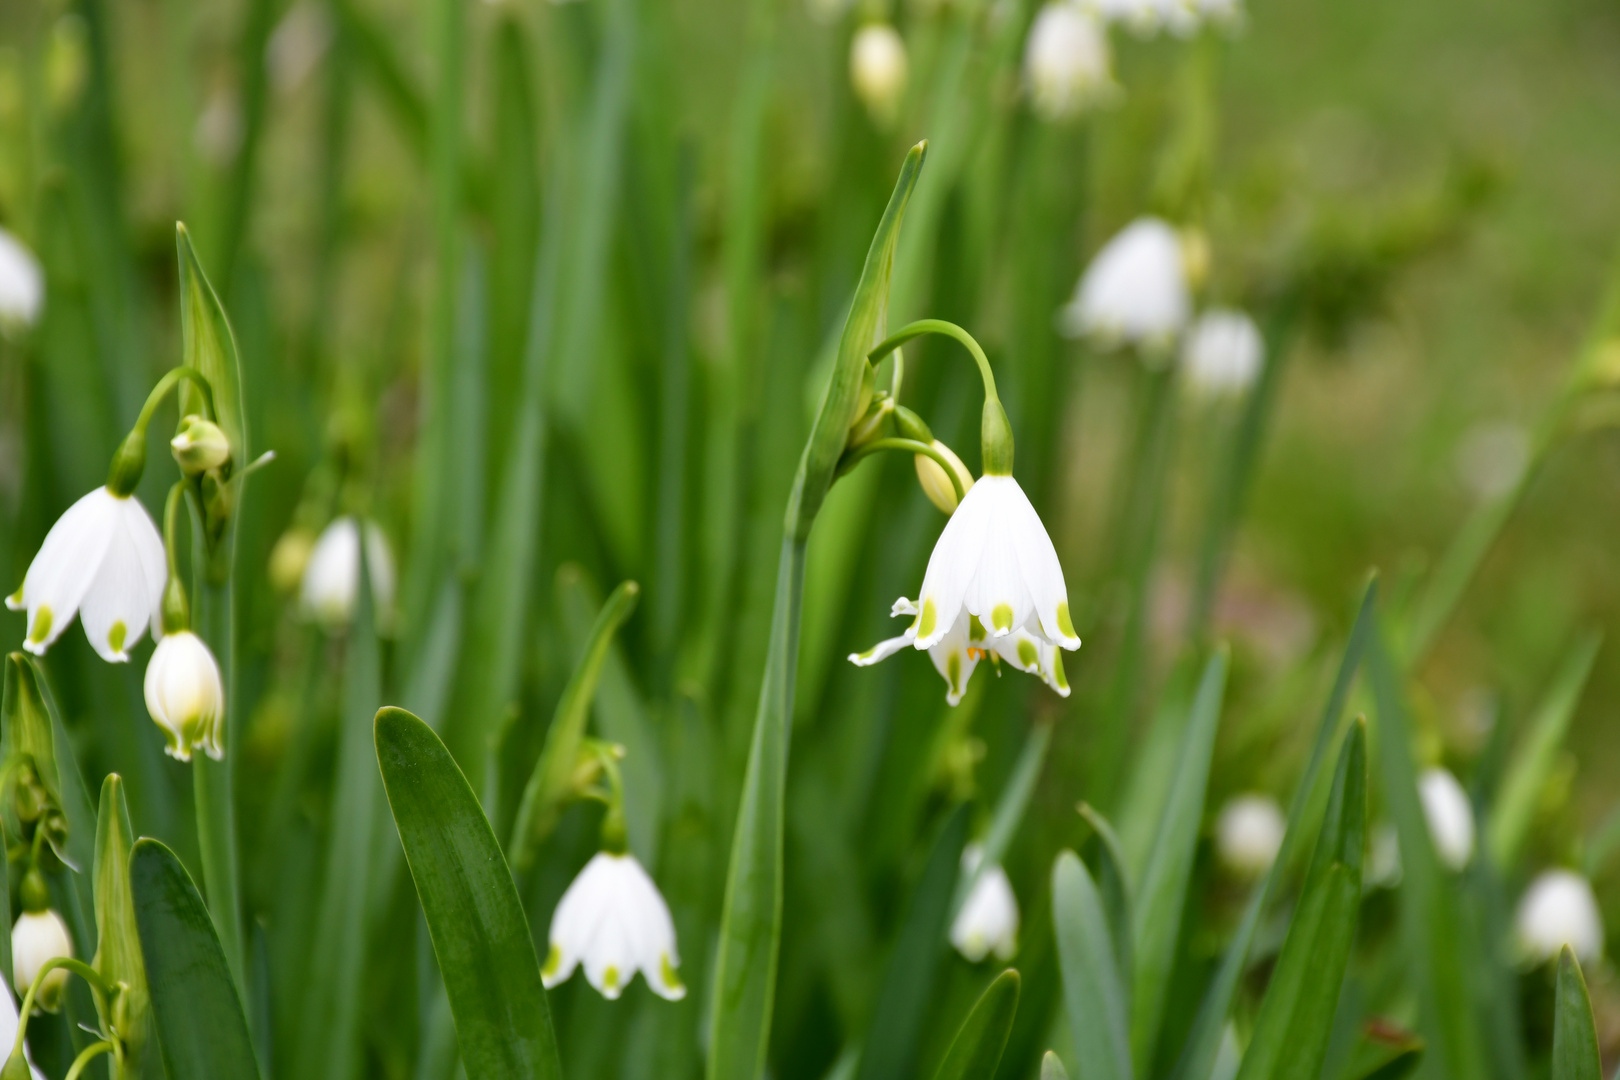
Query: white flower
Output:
[[300, 517, 396, 629], [194, 88, 243, 168], [1215, 793, 1285, 877], [951, 845, 1019, 962], [6, 487, 166, 662], [1024, 3, 1114, 121], [542, 852, 685, 1001], [1181, 309, 1264, 397], [1085, 0, 1198, 36], [144, 631, 225, 762], [1418, 767, 1474, 871], [1059, 217, 1193, 350], [851, 24, 908, 122], [1516, 870, 1604, 965], [851, 597, 1069, 705], [12, 910, 73, 1011], [0, 227, 44, 332]]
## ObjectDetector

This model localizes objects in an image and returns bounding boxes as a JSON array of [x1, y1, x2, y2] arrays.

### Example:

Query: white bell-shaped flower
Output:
[[543, 852, 685, 1001], [144, 631, 225, 762], [851, 597, 1069, 705], [1085, 0, 1198, 36], [12, 910, 73, 1012], [1024, 3, 1114, 122], [0, 227, 44, 332], [1418, 767, 1474, 871], [1059, 217, 1192, 350], [1215, 793, 1285, 877], [850, 24, 908, 122], [6, 487, 166, 662], [951, 845, 1019, 962], [300, 516, 396, 629], [1181, 309, 1264, 398], [1516, 869, 1604, 965], [1367, 822, 1402, 888]]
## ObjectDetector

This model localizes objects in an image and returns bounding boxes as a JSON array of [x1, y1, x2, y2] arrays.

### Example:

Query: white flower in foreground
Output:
[[1418, 767, 1474, 871], [1215, 793, 1285, 877], [12, 910, 73, 1012], [1181, 309, 1264, 397], [951, 845, 1019, 962], [1059, 217, 1192, 350], [144, 631, 225, 762], [850, 24, 908, 122], [6, 487, 166, 662], [852, 597, 1069, 705], [1024, 3, 1114, 122], [300, 516, 396, 628], [1516, 870, 1604, 964], [0, 227, 44, 331], [543, 852, 685, 1001]]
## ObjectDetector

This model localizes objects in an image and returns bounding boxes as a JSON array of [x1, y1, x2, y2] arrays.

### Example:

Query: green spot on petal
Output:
[[992, 603, 1013, 632], [947, 652, 961, 696], [968, 614, 986, 642], [602, 966, 619, 992], [543, 943, 561, 978], [661, 955, 684, 992], [918, 599, 937, 639], [1057, 601, 1076, 639], [108, 621, 126, 655], [1052, 651, 1069, 691], [1017, 639, 1038, 668], [28, 606, 52, 645]]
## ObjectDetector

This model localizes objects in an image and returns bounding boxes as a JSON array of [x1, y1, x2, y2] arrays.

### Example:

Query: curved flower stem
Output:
[[837, 438, 966, 505], [592, 743, 630, 855], [160, 482, 191, 634], [137, 366, 218, 430], [867, 319, 1015, 475], [8, 955, 115, 1063], [63, 1040, 114, 1080]]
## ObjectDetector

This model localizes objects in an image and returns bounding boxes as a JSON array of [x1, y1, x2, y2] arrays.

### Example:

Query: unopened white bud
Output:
[[1418, 767, 1474, 871], [915, 440, 975, 515], [170, 415, 231, 476], [12, 910, 73, 1012], [1024, 3, 1114, 122], [1516, 870, 1603, 965], [144, 631, 225, 762], [1215, 793, 1285, 877], [851, 24, 908, 124]]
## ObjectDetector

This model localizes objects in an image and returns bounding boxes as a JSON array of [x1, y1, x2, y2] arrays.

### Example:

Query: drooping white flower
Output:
[[0, 227, 44, 332], [1215, 793, 1285, 877], [542, 852, 685, 1001], [1181, 309, 1264, 398], [12, 910, 73, 1011], [1059, 217, 1193, 350], [850, 24, 908, 123], [1024, 3, 1114, 122], [1085, 0, 1198, 37], [300, 517, 396, 629], [1418, 767, 1474, 872], [0, 962, 45, 1078], [851, 597, 1069, 705], [951, 845, 1019, 962], [6, 487, 166, 662], [144, 631, 225, 762], [1516, 870, 1604, 965]]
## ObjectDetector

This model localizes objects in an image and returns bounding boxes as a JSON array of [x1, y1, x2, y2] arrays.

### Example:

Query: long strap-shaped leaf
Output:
[[375, 707, 561, 1080], [130, 840, 261, 1080], [1053, 851, 1131, 1080], [1552, 947, 1600, 1080], [932, 970, 1020, 1080]]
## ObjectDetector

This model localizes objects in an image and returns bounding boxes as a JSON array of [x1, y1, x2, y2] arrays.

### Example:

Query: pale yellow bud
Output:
[[269, 526, 316, 593], [1179, 226, 1211, 293], [915, 440, 974, 514]]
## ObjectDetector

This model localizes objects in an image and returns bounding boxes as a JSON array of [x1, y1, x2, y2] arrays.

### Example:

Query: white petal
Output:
[[80, 497, 165, 662], [1001, 480, 1078, 649], [927, 614, 981, 706], [915, 482, 994, 649], [619, 856, 685, 1000], [1064, 217, 1190, 345], [958, 478, 1037, 639], [17, 488, 121, 654], [849, 631, 914, 667], [0, 227, 44, 329], [950, 863, 1019, 963]]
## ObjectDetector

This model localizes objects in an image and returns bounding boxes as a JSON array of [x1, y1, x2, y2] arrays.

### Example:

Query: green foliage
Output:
[[931, 970, 1020, 1080], [1551, 948, 1600, 1080]]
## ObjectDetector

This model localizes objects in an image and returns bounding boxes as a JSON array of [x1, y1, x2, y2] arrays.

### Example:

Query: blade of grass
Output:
[[933, 970, 1021, 1080], [1078, 804, 1134, 1014], [1053, 850, 1132, 1080], [1552, 947, 1600, 1080], [952, 724, 1050, 918]]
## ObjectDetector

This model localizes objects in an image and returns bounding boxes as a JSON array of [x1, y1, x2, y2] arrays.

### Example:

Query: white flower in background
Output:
[[267, 2, 334, 94], [1086, 0, 1197, 37], [144, 631, 225, 762], [0, 227, 44, 331], [12, 910, 73, 1011], [1418, 767, 1474, 871], [1367, 822, 1401, 887], [851, 596, 1069, 704], [1189, 0, 1243, 29], [300, 516, 396, 628], [951, 845, 1019, 962], [1215, 793, 1285, 877], [850, 24, 908, 123], [6, 487, 166, 662], [1024, 3, 1114, 122], [1181, 309, 1264, 397], [1453, 421, 1529, 501], [1516, 870, 1604, 965], [0, 966, 44, 1078], [543, 852, 685, 1001], [194, 87, 244, 168], [1059, 217, 1193, 350]]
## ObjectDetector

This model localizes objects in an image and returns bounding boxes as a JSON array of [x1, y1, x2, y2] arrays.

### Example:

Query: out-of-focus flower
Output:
[[1181, 309, 1264, 397], [194, 87, 243, 168], [300, 517, 396, 629], [807, 0, 854, 23], [44, 17, 89, 115], [1085, 0, 1197, 37], [1516, 870, 1603, 964], [950, 845, 1019, 962], [7, 487, 166, 662], [267, 2, 334, 95], [12, 910, 73, 1012], [1215, 793, 1285, 877], [914, 439, 975, 515], [851, 597, 1069, 705], [1059, 217, 1193, 351], [0, 227, 43, 332], [1189, 0, 1243, 29], [1418, 767, 1474, 871], [1367, 822, 1401, 887], [1024, 3, 1114, 122], [269, 525, 317, 594], [1453, 421, 1529, 501], [850, 24, 908, 124], [145, 631, 226, 762], [543, 852, 685, 1001]]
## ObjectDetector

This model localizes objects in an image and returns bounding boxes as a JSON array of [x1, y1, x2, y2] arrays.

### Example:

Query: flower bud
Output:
[[269, 526, 316, 594], [13, 910, 73, 1012], [851, 24, 908, 124], [915, 440, 975, 514], [143, 631, 225, 762], [1418, 767, 1474, 871], [170, 414, 231, 476]]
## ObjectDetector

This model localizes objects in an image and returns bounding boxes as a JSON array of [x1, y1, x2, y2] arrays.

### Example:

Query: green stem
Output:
[[868, 319, 1014, 474], [106, 368, 218, 495], [837, 438, 967, 504], [63, 1040, 114, 1080], [191, 569, 246, 1003], [8, 955, 114, 1062], [160, 483, 189, 633]]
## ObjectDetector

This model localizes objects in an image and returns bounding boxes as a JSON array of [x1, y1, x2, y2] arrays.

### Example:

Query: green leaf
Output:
[[176, 223, 248, 461], [1552, 947, 1600, 1080], [1053, 850, 1132, 1080], [931, 969, 1020, 1080], [2, 653, 85, 872], [130, 839, 261, 1080], [953, 724, 1050, 918], [1078, 803, 1135, 1011], [374, 707, 561, 1080], [1487, 632, 1601, 869], [1233, 721, 1366, 1080], [508, 579, 640, 869], [1337, 1026, 1424, 1080], [1043, 1052, 1072, 1080], [1132, 647, 1228, 1067], [93, 775, 148, 1063]]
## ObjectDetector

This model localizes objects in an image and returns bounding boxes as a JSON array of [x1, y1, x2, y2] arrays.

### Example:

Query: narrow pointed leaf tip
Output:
[[931, 969, 1019, 1080], [175, 223, 247, 462], [1552, 946, 1601, 1080]]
